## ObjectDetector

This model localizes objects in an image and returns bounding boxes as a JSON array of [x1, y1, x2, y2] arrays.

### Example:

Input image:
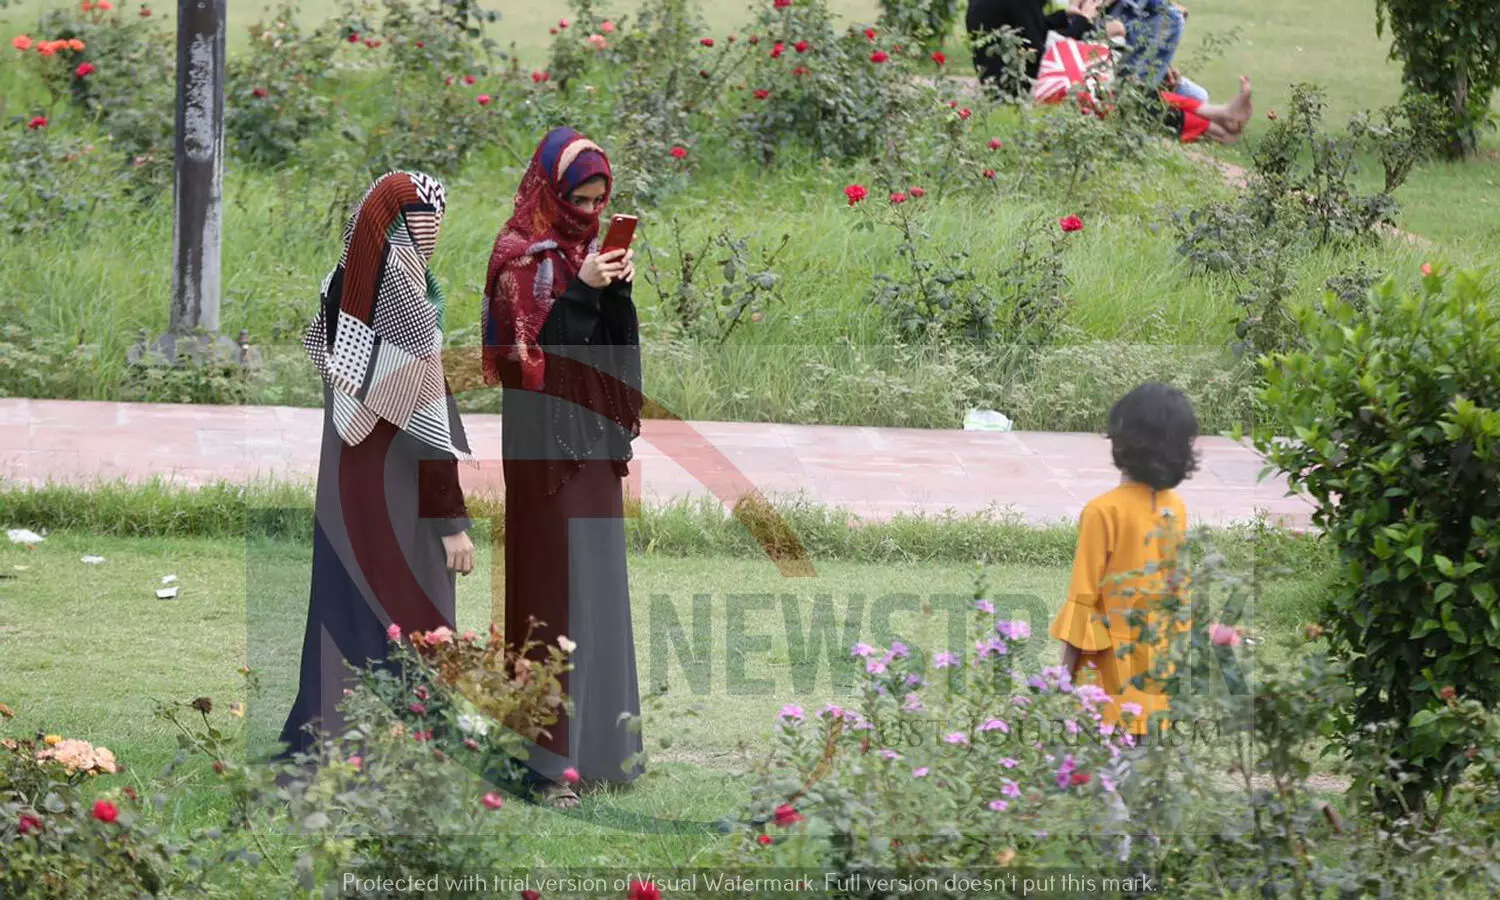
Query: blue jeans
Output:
[[1114, 1, 1184, 87]]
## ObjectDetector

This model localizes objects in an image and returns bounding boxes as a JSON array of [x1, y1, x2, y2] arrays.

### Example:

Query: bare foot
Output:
[[1227, 76, 1253, 132]]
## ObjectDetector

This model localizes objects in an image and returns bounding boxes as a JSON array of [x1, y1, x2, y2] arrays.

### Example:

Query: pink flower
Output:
[[386, 623, 402, 641], [910, 186, 925, 198], [870, 50, 889, 64], [988, 137, 1003, 150], [902, 693, 923, 713], [427, 626, 454, 644], [18, 813, 43, 835], [879, 749, 900, 760], [1120, 702, 1144, 718], [11, 35, 33, 51], [844, 184, 868, 206], [975, 599, 995, 614], [958, 108, 973, 120], [866, 658, 887, 674], [1209, 624, 1242, 647], [1059, 215, 1084, 233], [778, 704, 804, 722], [979, 719, 1010, 734], [772, 803, 805, 826], [349, 755, 363, 770], [463, 738, 480, 751], [558, 18, 570, 29], [999, 757, 1019, 769], [476, 94, 491, 106], [562, 767, 581, 784], [669, 145, 687, 159], [820, 703, 845, 719], [587, 34, 607, 50], [912, 767, 929, 778], [97, 0, 114, 9], [934, 652, 957, 668], [409, 702, 427, 716], [988, 799, 1009, 811], [412, 730, 432, 742], [1001, 778, 1021, 797], [461, 630, 476, 642], [944, 732, 969, 745], [602, 20, 616, 34], [482, 792, 504, 810], [1421, 263, 1433, 276]]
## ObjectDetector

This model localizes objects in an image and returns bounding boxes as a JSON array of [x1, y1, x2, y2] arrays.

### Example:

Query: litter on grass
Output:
[[6, 529, 45, 546], [157, 587, 180, 600]]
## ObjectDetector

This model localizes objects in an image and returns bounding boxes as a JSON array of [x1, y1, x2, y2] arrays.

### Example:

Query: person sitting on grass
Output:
[[967, 0, 1106, 88], [1050, 382, 1199, 738]]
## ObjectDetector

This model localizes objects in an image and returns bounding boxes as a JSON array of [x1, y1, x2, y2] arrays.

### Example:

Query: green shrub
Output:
[[1255, 267, 1500, 811]]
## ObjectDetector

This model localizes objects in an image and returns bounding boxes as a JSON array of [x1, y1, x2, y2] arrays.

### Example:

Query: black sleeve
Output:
[[600, 277, 638, 334], [419, 458, 472, 537], [1063, 12, 1095, 39], [540, 276, 604, 346]]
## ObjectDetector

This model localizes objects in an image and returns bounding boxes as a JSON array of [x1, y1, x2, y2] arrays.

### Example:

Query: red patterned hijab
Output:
[[482, 127, 612, 389]]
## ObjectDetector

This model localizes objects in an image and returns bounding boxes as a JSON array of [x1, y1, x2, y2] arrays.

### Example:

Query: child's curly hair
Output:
[[1107, 382, 1200, 491]]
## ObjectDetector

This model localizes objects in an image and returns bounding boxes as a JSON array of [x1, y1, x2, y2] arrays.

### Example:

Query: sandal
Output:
[[538, 781, 581, 809]]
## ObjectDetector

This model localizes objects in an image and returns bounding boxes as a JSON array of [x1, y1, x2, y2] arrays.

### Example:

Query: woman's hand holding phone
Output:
[[580, 249, 630, 288]]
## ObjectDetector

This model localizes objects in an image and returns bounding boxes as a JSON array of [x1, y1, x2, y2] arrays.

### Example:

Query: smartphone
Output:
[[601, 214, 639, 254]]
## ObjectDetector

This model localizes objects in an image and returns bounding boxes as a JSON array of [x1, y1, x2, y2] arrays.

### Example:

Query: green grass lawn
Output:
[[0, 529, 1323, 849]]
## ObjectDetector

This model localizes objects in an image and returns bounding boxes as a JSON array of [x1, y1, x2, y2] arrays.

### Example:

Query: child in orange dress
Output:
[[1049, 383, 1199, 737]]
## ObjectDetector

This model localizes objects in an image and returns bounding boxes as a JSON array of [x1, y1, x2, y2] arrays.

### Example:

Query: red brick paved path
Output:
[[0, 399, 1311, 529]]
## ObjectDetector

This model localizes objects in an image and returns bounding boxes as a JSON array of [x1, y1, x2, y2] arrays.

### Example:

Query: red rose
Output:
[[347, 33, 359, 44], [863, 28, 877, 41], [212, 760, 226, 774], [1421, 263, 1433, 276], [774, 0, 793, 7], [947, 100, 958, 108], [749, 34, 761, 45], [410, 701, 429, 714], [988, 138, 1003, 150], [931, 51, 946, 66], [958, 107, 972, 120], [522, 892, 540, 900], [444, 75, 454, 86], [890, 191, 907, 204], [75, 62, 95, 77], [983, 169, 996, 179], [92, 800, 119, 824], [700, 37, 714, 47], [1267, 110, 1278, 121], [754, 88, 770, 99], [843, 184, 868, 206], [482, 792, 504, 810], [628, 881, 662, 900], [870, 50, 889, 64], [463, 738, 480, 751], [1059, 215, 1084, 233], [139, 6, 151, 16], [1070, 772, 1092, 787], [531, 70, 550, 83], [773, 803, 806, 826], [476, 94, 491, 106], [728, 34, 737, 43], [549, 27, 558, 35], [1440, 686, 1458, 700], [558, 18, 570, 29], [251, 86, 268, 98], [669, 146, 687, 159], [415, 40, 425, 48], [463, 74, 476, 85], [364, 38, 381, 49], [18, 813, 43, 835], [770, 42, 785, 58], [792, 66, 809, 76], [794, 41, 809, 53], [910, 187, 925, 198], [26, 116, 47, 130], [757, 833, 772, 845]]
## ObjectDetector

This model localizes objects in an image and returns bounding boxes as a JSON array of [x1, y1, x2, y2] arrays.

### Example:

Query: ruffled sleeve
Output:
[[1050, 503, 1115, 652]]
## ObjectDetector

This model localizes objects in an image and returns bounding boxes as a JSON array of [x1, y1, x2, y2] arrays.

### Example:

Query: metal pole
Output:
[[169, 0, 226, 345]]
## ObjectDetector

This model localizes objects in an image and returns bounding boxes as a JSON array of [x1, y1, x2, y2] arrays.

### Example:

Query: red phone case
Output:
[[603, 216, 637, 252]]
